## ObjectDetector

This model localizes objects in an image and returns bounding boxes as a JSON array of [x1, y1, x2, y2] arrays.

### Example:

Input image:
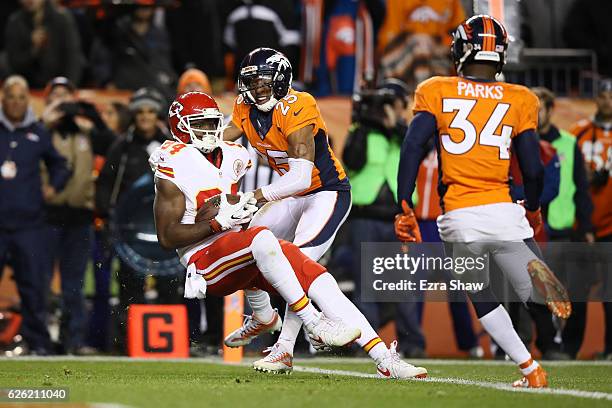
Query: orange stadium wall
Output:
[[0, 90, 602, 358]]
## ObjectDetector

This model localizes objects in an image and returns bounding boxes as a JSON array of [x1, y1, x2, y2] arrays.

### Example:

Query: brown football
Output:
[[195, 194, 241, 222]]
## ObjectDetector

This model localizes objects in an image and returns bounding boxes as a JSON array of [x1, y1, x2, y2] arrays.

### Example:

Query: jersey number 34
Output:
[[441, 98, 513, 159]]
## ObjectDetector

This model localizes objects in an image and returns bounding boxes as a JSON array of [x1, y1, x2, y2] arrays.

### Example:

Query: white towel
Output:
[[184, 263, 207, 299]]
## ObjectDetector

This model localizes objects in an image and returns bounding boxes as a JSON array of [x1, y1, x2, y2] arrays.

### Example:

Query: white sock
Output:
[[245, 289, 275, 323], [250, 230, 319, 325], [520, 359, 540, 375], [307, 272, 384, 359], [276, 304, 302, 355], [479, 305, 532, 365]]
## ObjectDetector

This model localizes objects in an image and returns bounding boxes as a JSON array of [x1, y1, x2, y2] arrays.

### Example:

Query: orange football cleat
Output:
[[513, 364, 548, 388], [527, 259, 572, 319]]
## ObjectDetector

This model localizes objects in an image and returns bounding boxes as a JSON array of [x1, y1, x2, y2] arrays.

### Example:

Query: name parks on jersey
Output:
[[457, 81, 504, 99], [372, 279, 485, 292]]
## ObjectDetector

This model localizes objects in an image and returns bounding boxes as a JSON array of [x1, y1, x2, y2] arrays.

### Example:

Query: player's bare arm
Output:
[[223, 120, 244, 142], [286, 124, 316, 161], [253, 125, 315, 203], [154, 177, 215, 250]]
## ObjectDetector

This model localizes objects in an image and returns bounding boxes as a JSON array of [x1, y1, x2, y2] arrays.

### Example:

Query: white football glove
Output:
[[214, 192, 256, 231]]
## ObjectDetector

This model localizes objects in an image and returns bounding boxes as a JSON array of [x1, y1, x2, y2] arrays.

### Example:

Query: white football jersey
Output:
[[149, 140, 252, 265]]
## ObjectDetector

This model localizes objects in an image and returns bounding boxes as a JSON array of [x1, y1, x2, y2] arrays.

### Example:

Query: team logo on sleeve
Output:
[[233, 159, 245, 177]]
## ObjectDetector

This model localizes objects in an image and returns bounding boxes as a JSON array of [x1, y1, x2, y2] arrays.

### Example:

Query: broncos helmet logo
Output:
[[266, 53, 291, 72]]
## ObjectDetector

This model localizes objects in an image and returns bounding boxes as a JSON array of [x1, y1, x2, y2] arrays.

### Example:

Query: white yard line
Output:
[[294, 366, 612, 401]]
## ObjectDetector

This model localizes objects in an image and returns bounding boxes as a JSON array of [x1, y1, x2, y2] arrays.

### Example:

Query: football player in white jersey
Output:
[[151, 91, 427, 379]]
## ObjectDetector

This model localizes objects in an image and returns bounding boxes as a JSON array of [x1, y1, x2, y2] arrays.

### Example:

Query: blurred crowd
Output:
[[0, 0, 610, 95], [0, 0, 610, 360]]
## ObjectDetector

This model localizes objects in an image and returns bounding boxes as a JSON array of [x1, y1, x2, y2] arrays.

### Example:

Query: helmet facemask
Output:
[[239, 69, 279, 112], [178, 111, 224, 153]]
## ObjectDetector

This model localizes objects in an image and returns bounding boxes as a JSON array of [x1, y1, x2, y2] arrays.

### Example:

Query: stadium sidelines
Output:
[[4, 356, 612, 401]]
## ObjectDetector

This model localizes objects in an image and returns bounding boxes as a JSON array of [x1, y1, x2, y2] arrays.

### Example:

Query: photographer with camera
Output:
[[40, 76, 115, 355], [567, 78, 612, 359], [343, 78, 426, 358]]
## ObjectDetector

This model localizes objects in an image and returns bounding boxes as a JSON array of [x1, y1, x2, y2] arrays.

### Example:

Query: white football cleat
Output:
[[253, 343, 293, 374], [224, 310, 282, 348], [376, 341, 428, 379], [304, 313, 361, 348]]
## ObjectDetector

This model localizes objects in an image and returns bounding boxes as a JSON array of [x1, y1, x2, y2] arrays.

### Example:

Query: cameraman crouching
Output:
[[41, 77, 115, 354], [343, 78, 426, 358]]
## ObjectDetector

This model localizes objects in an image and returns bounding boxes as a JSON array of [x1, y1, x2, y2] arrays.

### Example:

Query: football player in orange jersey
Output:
[[222, 48, 422, 376], [395, 15, 572, 388]]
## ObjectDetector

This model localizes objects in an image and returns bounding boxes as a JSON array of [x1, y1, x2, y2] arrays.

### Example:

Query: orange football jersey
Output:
[[413, 76, 539, 212], [571, 119, 612, 238], [378, 0, 465, 50], [232, 89, 349, 195]]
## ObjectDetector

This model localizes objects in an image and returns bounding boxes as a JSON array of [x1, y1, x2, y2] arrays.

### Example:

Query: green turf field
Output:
[[2, 358, 611, 407]]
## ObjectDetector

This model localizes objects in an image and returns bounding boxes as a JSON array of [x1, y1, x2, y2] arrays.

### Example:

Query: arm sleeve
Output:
[[572, 142, 594, 233], [513, 129, 544, 211], [42, 132, 71, 191], [260, 158, 314, 201], [540, 154, 560, 205], [397, 112, 436, 208]]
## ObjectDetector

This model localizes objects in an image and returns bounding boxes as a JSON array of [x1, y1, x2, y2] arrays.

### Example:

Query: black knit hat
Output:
[[129, 87, 164, 113]]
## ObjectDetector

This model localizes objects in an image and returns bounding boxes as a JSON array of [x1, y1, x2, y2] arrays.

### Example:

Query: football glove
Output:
[[518, 201, 543, 236], [212, 192, 257, 232], [394, 200, 422, 243]]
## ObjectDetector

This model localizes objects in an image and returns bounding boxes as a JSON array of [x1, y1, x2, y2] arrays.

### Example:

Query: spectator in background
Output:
[[5, 0, 83, 88], [90, 5, 177, 99], [177, 68, 212, 95], [377, 0, 465, 50], [564, 0, 612, 77], [221, 0, 300, 88], [302, 0, 385, 95], [100, 102, 131, 137], [377, 0, 465, 88], [40, 76, 115, 355], [95, 87, 169, 352], [342, 79, 426, 357], [566, 79, 612, 359], [166, 0, 223, 78], [0, 75, 70, 355]]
